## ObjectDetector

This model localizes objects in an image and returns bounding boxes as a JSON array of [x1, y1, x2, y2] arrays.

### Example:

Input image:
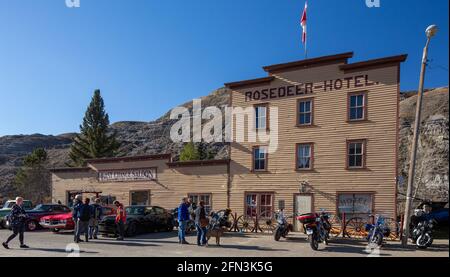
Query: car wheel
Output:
[[52, 228, 60, 233], [126, 222, 137, 237], [27, 221, 38, 231]]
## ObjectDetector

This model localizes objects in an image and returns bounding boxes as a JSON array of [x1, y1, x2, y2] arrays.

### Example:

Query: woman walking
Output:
[[2, 197, 29, 249]]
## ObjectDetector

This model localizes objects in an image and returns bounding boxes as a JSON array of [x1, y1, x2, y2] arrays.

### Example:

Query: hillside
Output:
[[0, 87, 448, 203]]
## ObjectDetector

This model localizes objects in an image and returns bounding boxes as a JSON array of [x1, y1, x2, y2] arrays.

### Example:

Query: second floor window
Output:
[[253, 146, 268, 171], [298, 99, 313, 126], [347, 140, 366, 169], [349, 93, 366, 121], [255, 105, 267, 130], [297, 144, 313, 170]]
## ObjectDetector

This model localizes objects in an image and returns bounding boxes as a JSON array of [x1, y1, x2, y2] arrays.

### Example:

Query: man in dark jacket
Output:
[[73, 197, 92, 243], [178, 197, 190, 244], [2, 197, 29, 249], [89, 198, 103, 240]]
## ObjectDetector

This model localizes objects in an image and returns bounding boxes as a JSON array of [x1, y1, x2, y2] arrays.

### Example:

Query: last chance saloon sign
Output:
[[98, 168, 157, 182]]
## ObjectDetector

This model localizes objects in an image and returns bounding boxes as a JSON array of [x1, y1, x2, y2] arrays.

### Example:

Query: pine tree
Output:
[[179, 142, 200, 161], [69, 89, 120, 166], [14, 148, 51, 204]]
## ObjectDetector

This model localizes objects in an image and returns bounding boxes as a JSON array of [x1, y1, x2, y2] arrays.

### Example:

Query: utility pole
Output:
[[401, 25, 438, 247]]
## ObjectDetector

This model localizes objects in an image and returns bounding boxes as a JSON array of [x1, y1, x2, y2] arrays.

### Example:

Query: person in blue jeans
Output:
[[195, 201, 208, 246], [178, 197, 190, 244]]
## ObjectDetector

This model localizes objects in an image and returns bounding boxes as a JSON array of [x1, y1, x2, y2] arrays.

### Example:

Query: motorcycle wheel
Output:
[[370, 233, 383, 246], [274, 228, 282, 241], [309, 234, 319, 251], [416, 233, 433, 249]]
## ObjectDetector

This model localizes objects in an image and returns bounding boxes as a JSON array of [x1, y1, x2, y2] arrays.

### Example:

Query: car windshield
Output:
[[125, 206, 148, 215], [32, 205, 53, 212]]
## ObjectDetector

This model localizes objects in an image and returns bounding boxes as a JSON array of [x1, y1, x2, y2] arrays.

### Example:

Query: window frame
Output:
[[252, 145, 269, 172], [295, 143, 314, 171], [347, 91, 368, 122], [346, 139, 367, 170], [297, 97, 314, 127], [188, 193, 213, 214], [244, 192, 275, 219], [129, 190, 151, 206], [336, 192, 375, 216], [254, 103, 269, 131]]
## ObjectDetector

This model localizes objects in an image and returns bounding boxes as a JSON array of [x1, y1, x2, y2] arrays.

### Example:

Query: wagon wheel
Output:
[[258, 216, 277, 234], [228, 213, 238, 232], [237, 215, 256, 233], [385, 218, 400, 241], [345, 217, 368, 239], [328, 214, 343, 238]]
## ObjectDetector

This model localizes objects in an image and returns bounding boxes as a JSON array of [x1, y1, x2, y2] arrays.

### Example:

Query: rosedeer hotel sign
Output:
[[98, 168, 157, 182], [244, 74, 378, 102]]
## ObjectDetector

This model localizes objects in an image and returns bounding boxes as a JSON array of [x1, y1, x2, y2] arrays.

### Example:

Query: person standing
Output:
[[89, 198, 103, 240], [2, 197, 29, 249], [194, 201, 208, 246], [113, 201, 126, 241], [178, 197, 190, 244], [73, 197, 92, 243], [72, 195, 83, 242]]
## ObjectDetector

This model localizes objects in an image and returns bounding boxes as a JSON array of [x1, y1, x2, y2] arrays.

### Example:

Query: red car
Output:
[[40, 205, 116, 232]]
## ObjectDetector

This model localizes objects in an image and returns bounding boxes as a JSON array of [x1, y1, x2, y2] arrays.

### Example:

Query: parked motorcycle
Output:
[[297, 212, 331, 250], [274, 211, 292, 241], [364, 215, 391, 247], [410, 209, 436, 249]]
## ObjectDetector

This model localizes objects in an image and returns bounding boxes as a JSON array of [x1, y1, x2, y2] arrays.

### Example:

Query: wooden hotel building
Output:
[[52, 52, 407, 228]]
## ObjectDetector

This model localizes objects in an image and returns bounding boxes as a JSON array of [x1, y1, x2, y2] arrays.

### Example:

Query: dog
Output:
[[206, 226, 226, 246], [205, 209, 232, 246]]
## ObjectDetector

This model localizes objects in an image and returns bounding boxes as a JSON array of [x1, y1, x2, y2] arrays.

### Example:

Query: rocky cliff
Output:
[[0, 87, 448, 203]]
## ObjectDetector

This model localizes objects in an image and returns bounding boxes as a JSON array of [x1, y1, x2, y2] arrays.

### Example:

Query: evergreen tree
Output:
[[179, 142, 200, 161], [69, 89, 120, 166], [14, 148, 51, 204]]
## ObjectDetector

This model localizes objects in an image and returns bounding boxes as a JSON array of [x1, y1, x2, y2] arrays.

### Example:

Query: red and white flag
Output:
[[301, 1, 307, 44], [301, 1, 308, 57]]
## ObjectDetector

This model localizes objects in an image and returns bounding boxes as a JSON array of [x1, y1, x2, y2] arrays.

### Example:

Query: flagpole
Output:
[[305, 41, 308, 59]]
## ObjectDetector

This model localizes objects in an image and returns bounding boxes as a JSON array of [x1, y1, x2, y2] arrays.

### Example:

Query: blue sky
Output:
[[0, 0, 448, 136]]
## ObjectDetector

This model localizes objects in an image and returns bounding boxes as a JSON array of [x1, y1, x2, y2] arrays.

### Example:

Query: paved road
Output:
[[0, 229, 448, 257]]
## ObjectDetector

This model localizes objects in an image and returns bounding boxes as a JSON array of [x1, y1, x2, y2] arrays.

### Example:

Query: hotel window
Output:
[[296, 143, 313, 170], [245, 193, 274, 218], [130, 190, 151, 206], [337, 193, 374, 216], [189, 194, 212, 214], [347, 140, 366, 169], [348, 92, 367, 121], [255, 104, 268, 130], [297, 98, 313, 126], [253, 146, 268, 172]]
